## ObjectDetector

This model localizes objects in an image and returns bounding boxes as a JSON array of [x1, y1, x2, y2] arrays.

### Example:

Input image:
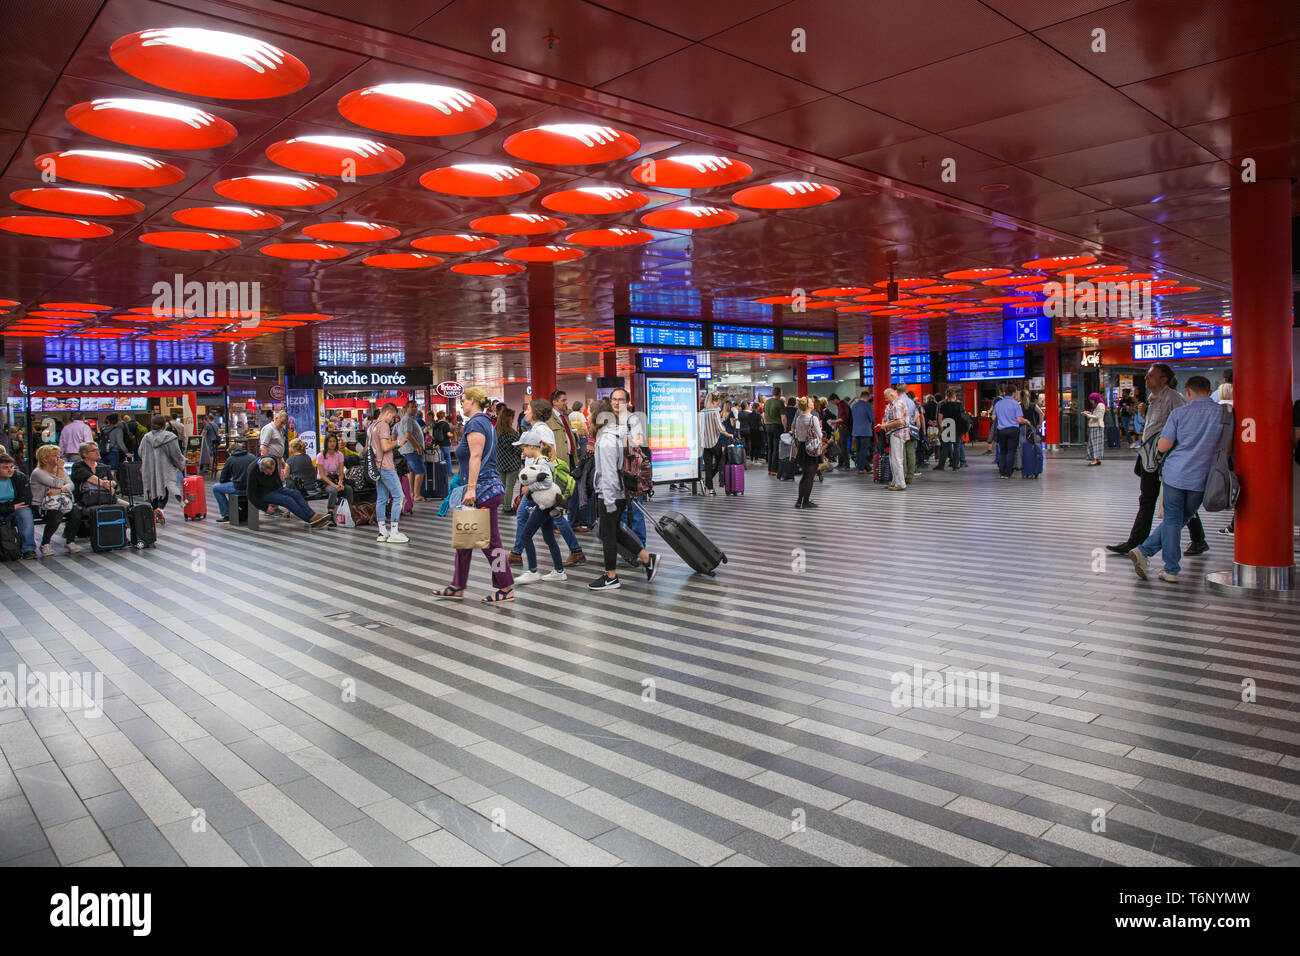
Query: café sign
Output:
[[25, 365, 227, 389], [436, 381, 464, 398], [303, 367, 433, 389]]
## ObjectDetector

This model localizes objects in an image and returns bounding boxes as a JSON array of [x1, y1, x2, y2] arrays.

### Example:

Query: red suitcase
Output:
[[724, 462, 744, 496], [183, 475, 206, 520]]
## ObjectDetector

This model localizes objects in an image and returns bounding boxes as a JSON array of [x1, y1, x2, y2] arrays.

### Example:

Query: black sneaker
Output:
[[21, 551, 35, 560], [644, 553, 659, 583], [1217, 527, 1234, 536], [588, 574, 621, 591], [1105, 543, 1132, 554], [216, 516, 230, 523], [1185, 541, 1209, 556], [803, 500, 819, 509]]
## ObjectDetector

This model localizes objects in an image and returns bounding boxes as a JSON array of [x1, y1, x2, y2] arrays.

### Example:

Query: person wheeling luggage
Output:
[[587, 398, 659, 592], [29, 445, 83, 555], [511, 428, 572, 586], [246, 456, 332, 530], [697, 393, 726, 496], [0, 452, 38, 560], [214, 442, 256, 523], [139, 415, 184, 525]]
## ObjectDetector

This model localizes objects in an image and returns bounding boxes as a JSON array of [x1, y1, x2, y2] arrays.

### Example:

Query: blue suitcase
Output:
[[1020, 442, 1043, 478]]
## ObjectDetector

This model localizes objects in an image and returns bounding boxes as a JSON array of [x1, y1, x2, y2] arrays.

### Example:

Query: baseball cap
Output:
[[513, 426, 550, 447]]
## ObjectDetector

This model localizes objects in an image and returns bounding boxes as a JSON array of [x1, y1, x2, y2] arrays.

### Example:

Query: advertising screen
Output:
[[646, 376, 699, 484], [114, 397, 132, 410], [780, 328, 838, 354], [1131, 336, 1231, 361], [947, 347, 1026, 381], [639, 354, 697, 374], [30, 398, 43, 412], [129, 396, 148, 410], [710, 323, 775, 351], [617, 316, 704, 348]]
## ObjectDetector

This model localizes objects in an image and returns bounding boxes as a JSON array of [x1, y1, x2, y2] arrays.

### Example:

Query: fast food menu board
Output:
[[645, 376, 699, 484]]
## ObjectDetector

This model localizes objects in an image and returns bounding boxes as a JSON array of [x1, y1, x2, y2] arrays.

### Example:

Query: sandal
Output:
[[434, 586, 465, 599], [481, 588, 514, 604]]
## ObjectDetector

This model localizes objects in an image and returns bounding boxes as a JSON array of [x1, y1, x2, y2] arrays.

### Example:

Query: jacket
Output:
[[544, 413, 571, 465], [139, 428, 185, 498], [0, 469, 32, 516], [594, 427, 624, 511], [245, 461, 283, 510], [219, 449, 256, 492]]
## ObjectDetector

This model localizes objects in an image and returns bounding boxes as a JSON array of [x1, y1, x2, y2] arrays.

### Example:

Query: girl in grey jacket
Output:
[[588, 400, 658, 592]]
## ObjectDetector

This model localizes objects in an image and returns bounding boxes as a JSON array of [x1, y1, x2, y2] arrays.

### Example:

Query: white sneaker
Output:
[[376, 526, 389, 542], [542, 570, 567, 582], [64, 541, 81, 553], [40, 544, 53, 556], [515, 570, 542, 585], [385, 531, 409, 544]]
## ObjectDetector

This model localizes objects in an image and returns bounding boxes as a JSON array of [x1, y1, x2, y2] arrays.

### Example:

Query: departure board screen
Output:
[[947, 347, 1026, 381], [709, 323, 775, 351], [615, 315, 704, 348], [780, 328, 838, 354], [861, 353, 932, 385]]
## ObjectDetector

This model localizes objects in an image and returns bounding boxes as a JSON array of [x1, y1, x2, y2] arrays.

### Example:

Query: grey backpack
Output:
[[1201, 404, 1239, 513]]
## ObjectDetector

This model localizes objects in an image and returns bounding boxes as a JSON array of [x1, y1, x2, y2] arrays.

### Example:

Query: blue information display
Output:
[[639, 353, 697, 374], [862, 353, 932, 385], [697, 365, 712, 380], [806, 366, 832, 381], [1002, 313, 1052, 346], [710, 323, 776, 351], [627, 317, 704, 348], [947, 347, 1026, 381], [1131, 336, 1231, 361], [646, 377, 699, 484]]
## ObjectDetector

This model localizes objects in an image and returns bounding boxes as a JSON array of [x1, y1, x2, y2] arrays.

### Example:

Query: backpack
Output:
[[620, 443, 653, 498], [0, 522, 20, 561], [1201, 404, 1239, 513], [553, 458, 575, 497], [364, 424, 381, 482]]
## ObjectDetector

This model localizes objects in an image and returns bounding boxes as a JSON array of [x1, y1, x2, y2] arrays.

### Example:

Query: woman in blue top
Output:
[[437, 387, 515, 603]]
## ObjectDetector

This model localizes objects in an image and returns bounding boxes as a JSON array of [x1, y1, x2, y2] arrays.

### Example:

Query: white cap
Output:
[[513, 425, 550, 447]]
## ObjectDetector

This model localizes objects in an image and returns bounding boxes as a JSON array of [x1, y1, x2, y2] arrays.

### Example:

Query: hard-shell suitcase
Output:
[[183, 475, 206, 520], [1105, 425, 1121, 448], [116, 460, 144, 497], [778, 456, 796, 481], [725, 444, 745, 466], [426, 456, 449, 499], [1020, 441, 1043, 477], [88, 505, 129, 552], [634, 500, 726, 576], [128, 502, 156, 547], [724, 462, 745, 496]]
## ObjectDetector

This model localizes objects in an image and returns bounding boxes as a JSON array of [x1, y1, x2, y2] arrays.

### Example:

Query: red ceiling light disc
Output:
[[982, 295, 1037, 305], [450, 262, 526, 276], [982, 273, 1040, 286], [27, 310, 96, 320], [11, 187, 143, 216], [1151, 285, 1200, 294], [109, 27, 309, 100], [838, 304, 886, 312], [1021, 254, 1097, 270], [267, 136, 404, 176], [33, 149, 185, 188], [1095, 272, 1156, 283], [804, 301, 851, 309], [541, 187, 647, 214], [278, 313, 331, 322], [1009, 281, 1054, 293], [338, 83, 496, 136], [261, 242, 348, 260], [469, 213, 566, 235], [504, 245, 584, 262], [362, 253, 442, 268], [0, 216, 112, 238], [912, 283, 973, 295], [411, 233, 498, 253], [732, 181, 840, 209], [39, 302, 110, 311], [302, 221, 400, 242], [853, 292, 890, 302], [871, 278, 933, 289], [1057, 263, 1127, 277], [213, 176, 337, 206], [629, 154, 752, 188], [419, 164, 539, 198], [503, 124, 640, 166], [141, 231, 239, 250], [639, 205, 736, 230], [895, 297, 946, 307], [954, 307, 1002, 314], [65, 98, 236, 150], [172, 206, 284, 230], [869, 308, 912, 316], [812, 287, 870, 297], [754, 295, 799, 304], [565, 227, 653, 247], [942, 267, 1012, 280], [0, 299, 18, 307]]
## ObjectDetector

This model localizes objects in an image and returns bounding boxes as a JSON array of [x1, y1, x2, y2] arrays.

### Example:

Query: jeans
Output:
[[513, 497, 582, 555], [324, 483, 353, 511], [375, 468, 403, 526], [624, 494, 646, 545], [1140, 484, 1204, 574], [599, 498, 647, 573], [888, 432, 907, 488], [4, 508, 35, 552], [261, 488, 315, 523], [213, 481, 237, 518], [853, 435, 871, 472], [959, 440, 967, 465], [452, 494, 513, 591], [765, 423, 783, 471], [1123, 455, 1205, 548], [937, 441, 960, 470], [995, 427, 1020, 477], [106, 448, 121, 472], [521, 502, 563, 573]]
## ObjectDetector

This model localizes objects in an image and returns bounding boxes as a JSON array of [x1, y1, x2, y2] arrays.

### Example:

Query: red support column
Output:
[[1044, 345, 1060, 447], [293, 326, 313, 376], [602, 351, 617, 378], [872, 321, 890, 417], [794, 358, 808, 396], [1209, 177, 1296, 593], [527, 264, 557, 402]]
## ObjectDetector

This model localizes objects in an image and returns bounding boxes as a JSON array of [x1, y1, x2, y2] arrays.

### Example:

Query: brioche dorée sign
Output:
[[435, 381, 464, 398], [304, 368, 433, 389], [24, 366, 228, 389]]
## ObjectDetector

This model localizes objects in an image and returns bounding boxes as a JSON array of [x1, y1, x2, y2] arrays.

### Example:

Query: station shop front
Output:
[[286, 367, 434, 456]]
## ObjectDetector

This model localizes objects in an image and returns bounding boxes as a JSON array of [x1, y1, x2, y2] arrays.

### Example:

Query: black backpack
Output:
[[0, 522, 21, 561]]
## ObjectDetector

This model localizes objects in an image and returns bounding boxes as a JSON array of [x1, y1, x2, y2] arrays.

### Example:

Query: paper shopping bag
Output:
[[451, 506, 491, 550]]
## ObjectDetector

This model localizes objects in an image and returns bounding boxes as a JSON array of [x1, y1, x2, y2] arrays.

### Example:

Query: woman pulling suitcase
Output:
[[588, 398, 659, 592]]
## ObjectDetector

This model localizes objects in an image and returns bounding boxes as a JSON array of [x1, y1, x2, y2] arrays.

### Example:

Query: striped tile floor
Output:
[[2, 451, 1298, 867]]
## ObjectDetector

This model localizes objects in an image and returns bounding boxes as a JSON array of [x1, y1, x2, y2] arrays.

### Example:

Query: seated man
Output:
[[245, 456, 331, 530], [0, 452, 37, 559], [213, 443, 256, 523]]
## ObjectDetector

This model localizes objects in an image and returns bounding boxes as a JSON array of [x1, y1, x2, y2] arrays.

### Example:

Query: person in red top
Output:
[[832, 393, 853, 469]]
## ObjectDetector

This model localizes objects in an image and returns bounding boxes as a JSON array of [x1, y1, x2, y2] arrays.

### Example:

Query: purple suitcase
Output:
[[724, 462, 744, 495]]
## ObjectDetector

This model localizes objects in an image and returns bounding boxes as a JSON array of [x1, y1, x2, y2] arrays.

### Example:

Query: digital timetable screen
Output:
[[862, 353, 932, 385], [780, 328, 838, 355], [615, 315, 704, 348], [947, 347, 1026, 381], [710, 323, 775, 351]]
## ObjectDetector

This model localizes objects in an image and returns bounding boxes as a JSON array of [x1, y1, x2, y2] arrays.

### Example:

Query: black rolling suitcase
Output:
[[116, 460, 144, 497], [633, 499, 726, 577], [128, 503, 157, 548], [87, 505, 129, 552]]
